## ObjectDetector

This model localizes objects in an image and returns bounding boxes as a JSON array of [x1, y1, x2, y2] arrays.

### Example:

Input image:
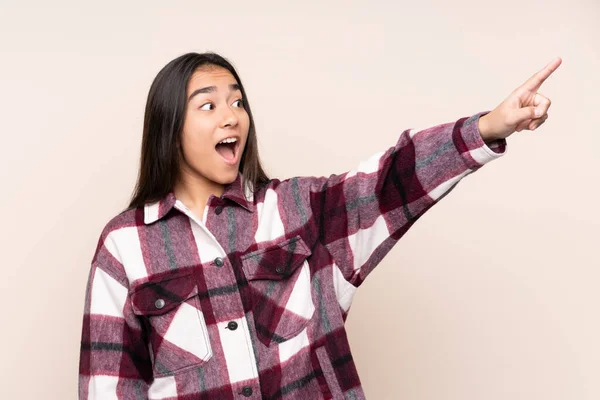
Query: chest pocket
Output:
[[241, 235, 315, 347], [130, 268, 212, 376]]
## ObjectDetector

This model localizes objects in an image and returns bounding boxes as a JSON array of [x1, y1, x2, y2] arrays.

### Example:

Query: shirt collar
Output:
[[143, 173, 255, 225]]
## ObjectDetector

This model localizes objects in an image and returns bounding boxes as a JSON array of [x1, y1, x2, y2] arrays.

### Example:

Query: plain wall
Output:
[[1, 0, 598, 398]]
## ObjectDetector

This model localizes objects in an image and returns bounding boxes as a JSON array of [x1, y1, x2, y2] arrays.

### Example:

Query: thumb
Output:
[[514, 106, 542, 124]]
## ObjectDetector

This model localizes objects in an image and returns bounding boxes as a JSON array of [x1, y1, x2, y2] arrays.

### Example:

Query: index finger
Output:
[[521, 57, 562, 92]]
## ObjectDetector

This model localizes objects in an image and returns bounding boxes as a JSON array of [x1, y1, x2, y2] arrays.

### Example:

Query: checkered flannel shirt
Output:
[[79, 111, 507, 399]]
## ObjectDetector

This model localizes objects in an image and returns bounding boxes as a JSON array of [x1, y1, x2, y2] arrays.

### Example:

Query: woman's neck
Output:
[[173, 173, 224, 220]]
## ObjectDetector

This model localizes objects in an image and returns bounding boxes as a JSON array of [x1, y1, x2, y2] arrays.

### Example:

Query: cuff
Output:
[[456, 110, 508, 170]]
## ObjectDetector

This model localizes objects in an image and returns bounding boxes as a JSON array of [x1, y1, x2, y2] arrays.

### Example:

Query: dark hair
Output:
[[127, 52, 269, 210]]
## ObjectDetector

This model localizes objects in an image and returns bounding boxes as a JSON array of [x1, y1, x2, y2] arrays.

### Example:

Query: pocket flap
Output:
[[131, 269, 198, 316], [241, 235, 312, 281]]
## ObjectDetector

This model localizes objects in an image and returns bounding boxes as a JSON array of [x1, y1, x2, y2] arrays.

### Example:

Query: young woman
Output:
[[79, 52, 561, 399]]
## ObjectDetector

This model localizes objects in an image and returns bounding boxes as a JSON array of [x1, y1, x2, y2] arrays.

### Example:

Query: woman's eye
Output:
[[200, 103, 214, 111], [233, 99, 244, 108]]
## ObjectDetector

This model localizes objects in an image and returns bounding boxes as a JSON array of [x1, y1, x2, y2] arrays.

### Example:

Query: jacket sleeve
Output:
[[78, 234, 152, 399], [303, 112, 507, 306]]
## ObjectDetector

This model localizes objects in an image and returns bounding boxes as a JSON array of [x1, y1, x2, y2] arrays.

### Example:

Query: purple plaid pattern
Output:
[[79, 112, 507, 399]]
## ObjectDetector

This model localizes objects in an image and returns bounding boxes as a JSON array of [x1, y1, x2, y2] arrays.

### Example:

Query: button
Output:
[[227, 321, 238, 330], [214, 257, 224, 267], [215, 205, 223, 215], [275, 267, 284, 274], [241, 386, 253, 397], [155, 299, 165, 309]]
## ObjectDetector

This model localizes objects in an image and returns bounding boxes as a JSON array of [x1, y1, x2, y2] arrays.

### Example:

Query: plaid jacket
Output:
[[79, 112, 507, 399]]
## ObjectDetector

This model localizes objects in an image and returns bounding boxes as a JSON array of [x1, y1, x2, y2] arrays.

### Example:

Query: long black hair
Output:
[[127, 52, 269, 210]]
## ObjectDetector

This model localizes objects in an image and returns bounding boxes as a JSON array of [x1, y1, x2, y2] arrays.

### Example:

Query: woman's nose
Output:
[[220, 107, 238, 128]]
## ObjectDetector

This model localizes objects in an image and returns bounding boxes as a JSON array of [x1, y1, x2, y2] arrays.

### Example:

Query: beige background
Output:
[[1, 0, 599, 399]]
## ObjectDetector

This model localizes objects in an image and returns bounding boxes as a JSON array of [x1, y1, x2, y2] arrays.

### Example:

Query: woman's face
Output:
[[179, 66, 249, 189]]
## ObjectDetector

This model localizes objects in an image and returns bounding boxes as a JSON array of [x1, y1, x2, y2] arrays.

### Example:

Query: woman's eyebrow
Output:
[[188, 83, 241, 102]]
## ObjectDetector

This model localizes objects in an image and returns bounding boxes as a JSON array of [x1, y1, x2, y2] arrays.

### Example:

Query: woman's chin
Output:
[[212, 170, 239, 185]]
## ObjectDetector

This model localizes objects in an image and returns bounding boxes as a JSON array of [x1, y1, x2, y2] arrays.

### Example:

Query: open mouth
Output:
[[215, 138, 240, 164]]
